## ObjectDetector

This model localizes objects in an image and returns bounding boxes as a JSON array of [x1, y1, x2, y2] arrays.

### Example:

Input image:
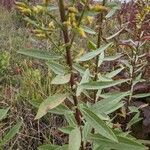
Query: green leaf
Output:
[[35, 94, 68, 120], [80, 79, 129, 90], [1, 121, 22, 145], [80, 107, 118, 142], [47, 61, 67, 75], [92, 92, 129, 114], [105, 6, 119, 19], [59, 126, 74, 134], [18, 49, 61, 60], [48, 104, 73, 115], [106, 28, 125, 40], [98, 51, 104, 67], [77, 43, 113, 62], [105, 66, 124, 78], [51, 74, 71, 84], [65, 113, 77, 127], [91, 134, 147, 150], [82, 26, 96, 35], [0, 107, 9, 121], [47, 6, 58, 11], [126, 113, 142, 130], [38, 144, 68, 150], [132, 93, 150, 98], [24, 17, 39, 27], [82, 123, 92, 142], [68, 127, 81, 150], [103, 54, 122, 61], [76, 69, 90, 96], [87, 41, 97, 50]]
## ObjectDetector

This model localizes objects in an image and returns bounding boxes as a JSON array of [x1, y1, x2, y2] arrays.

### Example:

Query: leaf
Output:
[[92, 92, 129, 114], [18, 49, 61, 60], [82, 26, 96, 35], [91, 134, 147, 150], [68, 127, 81, 150], [48, 104, 73, 115], [47, 6, 58, 11], [80, 107, 118, 142], [76, 69, 90, 96], [82, 123, 92, 142], [103, 54, 122, 61], [51, 74, 71, 84], [87, 41, 97, 50], [0, 107, 9, 121], [98, 51, 104, 67], [132, 93, 150, 98], [38, 144, 68, 150], [59, 126, 74, 134], [65, 113, 77, 127], [77, 43, 113, 62], [80, 79, 129, 90], [1, 121, 22, 145], [126, 113, 142, 130], [105, 66, 124, 78], [105, 6, 119, 19], [106, 28, 125, 40], [47, 61, 67, 75], [73, 63, 93, 77], [35, 94, 68, 120]]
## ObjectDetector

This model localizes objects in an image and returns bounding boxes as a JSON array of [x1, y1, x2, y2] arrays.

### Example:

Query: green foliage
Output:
[[15, 0, 149, 149]]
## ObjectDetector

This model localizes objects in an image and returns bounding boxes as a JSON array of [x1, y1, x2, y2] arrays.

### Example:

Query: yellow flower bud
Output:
[[68, 7, 78, 14], [90, 4, 108, 12], [77, 27, 86, 38], [48, 21, 55, 29]]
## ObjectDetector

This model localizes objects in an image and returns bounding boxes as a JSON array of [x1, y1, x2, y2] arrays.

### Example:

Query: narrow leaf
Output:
[[0, 107, 9, 121], [18, 49, 61, 60], [1, 121, 22, 145], [80, 79, 129, 90], [68, 127, 81, 150], [51, 74, 71, 84], [47, 61, 67, 75], [77, 43, 113, 62], [80, 107, 118, 142], [35, 94, 68, 119]]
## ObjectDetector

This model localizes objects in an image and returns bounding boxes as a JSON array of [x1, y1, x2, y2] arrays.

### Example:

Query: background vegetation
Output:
[[0, 0, 150, 150]]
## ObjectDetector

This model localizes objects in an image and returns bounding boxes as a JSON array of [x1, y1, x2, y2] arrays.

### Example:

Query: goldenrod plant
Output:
[[15, 0, 149, 149]]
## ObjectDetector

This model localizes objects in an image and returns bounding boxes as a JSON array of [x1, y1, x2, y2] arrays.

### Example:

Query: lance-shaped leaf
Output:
[[103, 54, 122, 61], [18, 49, 61, 60], [106, 27, 125, 40], [51, 74, 71, 84], [105, 66, 124, 78], [76, 69, 90, 96], [90, 134, 147, 150], [38, 144, 68, 150], [1, 121, 22, 145], [80, 107, 118, 142], [91, 91, 130, 114], [35, 94, 68, 120], [77, 43, 113, 62], [0, 107, 9, 121], [132, 93, 150, 99], [80, 79, 129, 90], [47, 61, 68, 75], [82, 25, 96, 35], [68, 127, 81, 150]]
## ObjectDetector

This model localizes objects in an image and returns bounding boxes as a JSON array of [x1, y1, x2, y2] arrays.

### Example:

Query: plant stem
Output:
[[58, 0, 84, 149], [93, 0, 106, 102]]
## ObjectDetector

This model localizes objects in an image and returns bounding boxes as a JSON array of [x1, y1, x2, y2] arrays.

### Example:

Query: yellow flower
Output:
[[68, 7, 78, 14], [77, 27, 86, 38], [90, 4, 108, 12]]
